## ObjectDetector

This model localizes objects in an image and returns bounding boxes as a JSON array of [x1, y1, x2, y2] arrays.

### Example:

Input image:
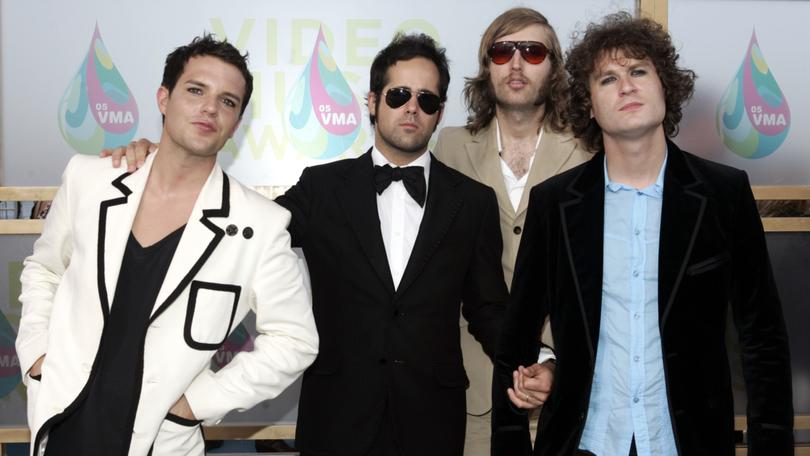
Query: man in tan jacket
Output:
[[433, 8, 593, 455]]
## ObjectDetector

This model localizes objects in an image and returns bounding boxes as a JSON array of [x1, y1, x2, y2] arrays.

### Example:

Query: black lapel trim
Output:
[[337, 150, 396, 293], [658, 143, 707, 328], [395, 157, 463, 297], [148, 173, 231, 323], [97, 171, 134, 322], [560, 153, 605, 361]]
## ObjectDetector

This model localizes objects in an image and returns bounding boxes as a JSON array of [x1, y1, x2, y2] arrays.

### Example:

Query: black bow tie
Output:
[[373, 164, 426, 207]]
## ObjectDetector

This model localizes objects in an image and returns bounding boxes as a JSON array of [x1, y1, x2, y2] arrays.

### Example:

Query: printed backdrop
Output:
[[670, 0, 810, 185], [0, 0, 635, 426]]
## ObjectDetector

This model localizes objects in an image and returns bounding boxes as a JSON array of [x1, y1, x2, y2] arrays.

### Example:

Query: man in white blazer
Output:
[[16, 35, 318, 456]]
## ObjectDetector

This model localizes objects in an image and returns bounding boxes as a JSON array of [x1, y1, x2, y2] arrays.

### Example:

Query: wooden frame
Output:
[[2, 184, 807, 233]]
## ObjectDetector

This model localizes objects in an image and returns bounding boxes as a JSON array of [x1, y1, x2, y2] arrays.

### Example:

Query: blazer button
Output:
[[226, 224, 238, 236], [242, 227, 254, 239], [378, 358, 387, 364], [513, 226, 522, 235]]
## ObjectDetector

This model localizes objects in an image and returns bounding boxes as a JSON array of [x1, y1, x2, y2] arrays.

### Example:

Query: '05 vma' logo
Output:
[[58, 24, 139, 154], [284, 26, 362, 159], [716, 31, 790, 159]]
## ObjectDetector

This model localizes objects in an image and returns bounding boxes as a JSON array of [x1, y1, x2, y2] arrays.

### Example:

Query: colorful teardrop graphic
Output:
[[0, 311, 21, 397], [284, 26, 362, 159], [716, 30, 790, 159], [58, 24, 139, 155], [211, 323, 254, 371]]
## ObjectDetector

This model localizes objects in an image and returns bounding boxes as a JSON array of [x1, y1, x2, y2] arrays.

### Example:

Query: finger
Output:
[[126, 145, 137, 173], [507, 387, 533, 409], [517, 365, 527, 394], [512, 370, 523, 394], [525, 387, 548, 404], [512, 371, 541, 407], [133, 140, 150, 166]]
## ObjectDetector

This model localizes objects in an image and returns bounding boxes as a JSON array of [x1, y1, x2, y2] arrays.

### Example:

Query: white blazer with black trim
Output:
[[16, 152, 318, 456]]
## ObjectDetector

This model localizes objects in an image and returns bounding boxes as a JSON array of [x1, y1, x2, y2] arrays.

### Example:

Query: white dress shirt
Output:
[[371, 147, 431, 290], [495, 118, 542, 212]]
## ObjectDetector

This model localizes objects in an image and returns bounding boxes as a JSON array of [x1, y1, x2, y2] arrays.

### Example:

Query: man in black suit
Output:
[[102, 33, 509, 456], [277, 33, 507, 456], [493, 13, 793, 456]]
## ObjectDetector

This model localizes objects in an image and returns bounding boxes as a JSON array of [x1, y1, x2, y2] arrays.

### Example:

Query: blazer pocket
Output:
[[151, 413, 205, 456], [25, 372, 41, 429], [434, 364, 470, 389], [184, 281, 241, 351], [686, 252, 730, 276]]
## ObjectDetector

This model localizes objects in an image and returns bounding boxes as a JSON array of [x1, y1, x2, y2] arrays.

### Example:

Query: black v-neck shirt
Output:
[[45, 226, 184, 456]]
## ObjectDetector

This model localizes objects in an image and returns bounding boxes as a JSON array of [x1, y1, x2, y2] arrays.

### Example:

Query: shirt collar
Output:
[[371, 146, 431, 186], [604, 148, 667, 198]]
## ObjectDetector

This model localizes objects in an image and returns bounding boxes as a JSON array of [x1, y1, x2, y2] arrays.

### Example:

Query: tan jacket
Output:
[[434, 122, 593, 414]]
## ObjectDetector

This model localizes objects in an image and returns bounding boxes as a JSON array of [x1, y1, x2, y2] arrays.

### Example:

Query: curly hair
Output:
[[463, 8, 568, 134], [565, 12, 696, 152]]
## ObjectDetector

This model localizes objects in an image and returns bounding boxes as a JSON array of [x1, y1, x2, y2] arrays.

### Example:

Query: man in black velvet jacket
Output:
[[492, 13, 793, 456]]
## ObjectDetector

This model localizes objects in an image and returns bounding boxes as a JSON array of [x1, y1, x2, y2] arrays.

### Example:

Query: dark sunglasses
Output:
[[488, 41, 550, 65], [384, 87, 443, 115]]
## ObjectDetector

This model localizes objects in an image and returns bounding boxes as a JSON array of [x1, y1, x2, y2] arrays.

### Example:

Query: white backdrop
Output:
[[1, 0, 634, 186], [671, 0, 810, 185], [0, 0, 635, 426]]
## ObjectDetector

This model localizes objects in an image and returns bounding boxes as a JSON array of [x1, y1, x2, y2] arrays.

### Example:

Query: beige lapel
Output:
[[466, 124, 514, 217], [151, 163, 227, 318], [515, 128, 578, 218]]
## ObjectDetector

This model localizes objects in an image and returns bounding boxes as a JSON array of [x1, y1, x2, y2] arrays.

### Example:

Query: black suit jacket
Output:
[[277, 150, 508, 456], [492, 141, 793, 455]]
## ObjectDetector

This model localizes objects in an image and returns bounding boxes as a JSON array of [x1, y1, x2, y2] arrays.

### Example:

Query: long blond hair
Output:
[[463, 8, 568, 134]]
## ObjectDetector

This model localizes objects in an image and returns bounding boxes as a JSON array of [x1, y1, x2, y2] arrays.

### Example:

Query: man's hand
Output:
[[100, 138, 157, 172], [28, 354, 46, 378], [506, 361, 555, 409], [168, 394, 197, 421]]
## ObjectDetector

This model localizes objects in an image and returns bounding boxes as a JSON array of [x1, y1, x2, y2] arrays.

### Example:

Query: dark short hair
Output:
[[368, 33, 450, 125], [162, 34, 253, 117], [463, 8, 568, 135], [565, 12, 696, 151]]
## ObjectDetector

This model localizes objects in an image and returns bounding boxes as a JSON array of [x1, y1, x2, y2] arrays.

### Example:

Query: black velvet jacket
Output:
[[493, 141, 793, 455]]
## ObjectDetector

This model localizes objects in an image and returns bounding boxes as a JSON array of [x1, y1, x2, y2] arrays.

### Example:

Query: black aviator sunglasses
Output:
[[384, 87, 443, 115]]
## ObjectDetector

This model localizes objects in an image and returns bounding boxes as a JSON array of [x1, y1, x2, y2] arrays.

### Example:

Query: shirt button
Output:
[[632, 270, 639, 277], [634, 355, 640, 362], [634, 313, 640, 320], [634, 228, 640, 236], [513, 226, 522, 235], [633, 397, 640, 403]]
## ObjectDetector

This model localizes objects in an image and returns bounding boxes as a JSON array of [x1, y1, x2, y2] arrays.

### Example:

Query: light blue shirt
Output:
[[578, 153, 678, 456]]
